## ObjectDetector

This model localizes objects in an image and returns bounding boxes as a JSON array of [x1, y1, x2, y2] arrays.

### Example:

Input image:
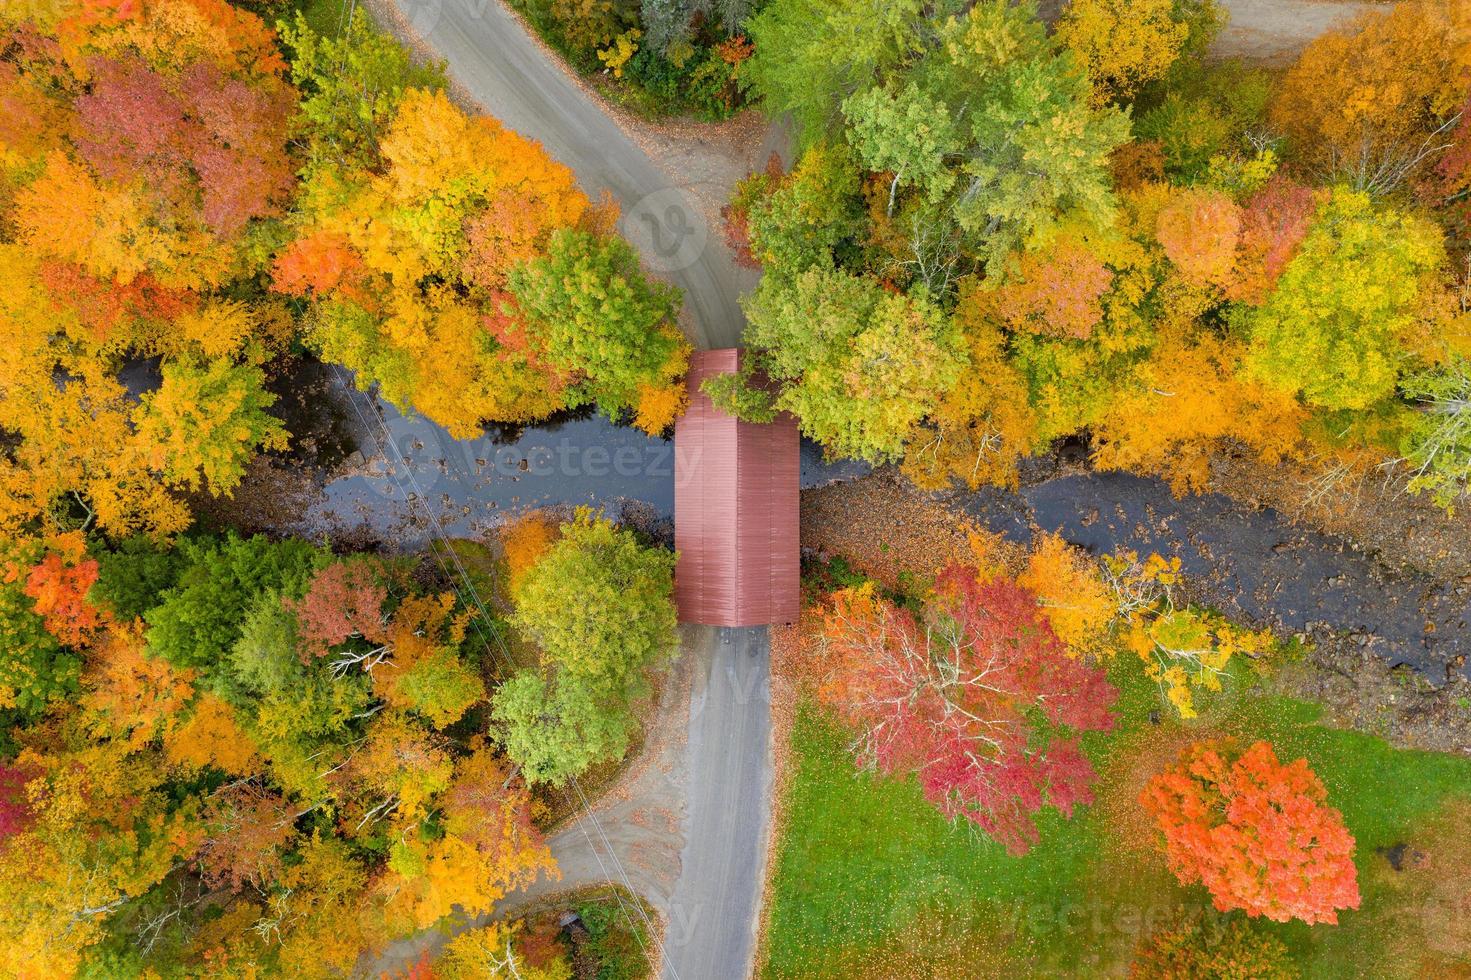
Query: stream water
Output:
[[259, 361, 1468, 686], [954, 473, 1470, 684], [289, 366, 868, 542]]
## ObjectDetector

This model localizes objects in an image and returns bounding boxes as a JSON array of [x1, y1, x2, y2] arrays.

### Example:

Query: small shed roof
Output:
[[674, 349, 799, 627]]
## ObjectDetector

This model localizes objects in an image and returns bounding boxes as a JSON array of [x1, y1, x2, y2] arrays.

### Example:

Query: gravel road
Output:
[[380, 0, 754, 351], [1213, 0, 1376, 64], [369, 3, 774, 977]]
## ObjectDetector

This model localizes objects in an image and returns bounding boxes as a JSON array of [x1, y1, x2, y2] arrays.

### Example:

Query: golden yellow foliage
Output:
[[375, 292, 565, 440], [381, 747, 556, 933], [1018, 533, 1116, 658], [903, 298, 1039, 490], [633, 380, 688, 435], [440, 923, 527, 979], [1271, 0, 1471, 175], [0, 374, 192, 538], [1057, 0, 1189, 104], [1105, 552, 1275, 718], [81, 621, 196, 749], [597, 29, 642, 79], [274, 833, 381, 977], [173, 300, 253, 360], [375, 89, 586, 251], [1092, 327, 1311, 495], [164, 694, 260, 776], [135, 357, 288, 494], [502, 511, 559, 597], [81, 0, 289, 79], [1, 733, 204, 979], [15, 152, 230, 290]]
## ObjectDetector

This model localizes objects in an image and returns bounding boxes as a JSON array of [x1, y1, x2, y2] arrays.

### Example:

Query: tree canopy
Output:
[[494, 509, 678, 785]]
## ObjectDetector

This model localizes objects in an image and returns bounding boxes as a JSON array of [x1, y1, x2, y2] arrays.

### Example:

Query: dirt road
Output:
[[1214, 0, 1376, 64]]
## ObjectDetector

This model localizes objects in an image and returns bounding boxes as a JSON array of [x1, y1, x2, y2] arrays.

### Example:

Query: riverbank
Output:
[[802, 470, 1471, 750]]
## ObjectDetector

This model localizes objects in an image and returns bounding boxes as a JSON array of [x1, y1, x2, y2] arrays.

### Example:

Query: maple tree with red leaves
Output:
[[38, 261, 198, 344], [1227, 175, 1318, 306], [1141, 738, 1361, 924], [0, 765, 33, 843], [286, 558, 390, 661], [817, 564, 1118, 854], [75, 55, 295, 238]]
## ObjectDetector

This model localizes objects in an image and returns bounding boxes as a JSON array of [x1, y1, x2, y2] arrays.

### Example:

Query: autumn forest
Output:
[[1, 0, 1470, 976]]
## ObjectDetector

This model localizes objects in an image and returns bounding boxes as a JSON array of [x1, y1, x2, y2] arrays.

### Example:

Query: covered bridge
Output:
[[674, 349, 800, 627]]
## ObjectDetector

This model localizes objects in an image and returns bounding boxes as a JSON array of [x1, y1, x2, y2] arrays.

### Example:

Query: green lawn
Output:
[[762, 659, 1471, 978]]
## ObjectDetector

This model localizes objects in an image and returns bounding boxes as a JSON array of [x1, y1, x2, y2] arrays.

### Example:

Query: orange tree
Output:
[[0, 0, 297, 537], [276, 24, 689, 440], [1141, 739, 1361, 924], [1270, 0, 1470, 192]]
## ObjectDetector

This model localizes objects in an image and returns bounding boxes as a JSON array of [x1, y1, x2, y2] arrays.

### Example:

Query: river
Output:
[[954, 473, 1470, 685], [277, 363, 870, 542], [255, 361, 1468, 687]]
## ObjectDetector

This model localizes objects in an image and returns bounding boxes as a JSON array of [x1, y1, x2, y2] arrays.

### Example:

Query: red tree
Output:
[[75, 54, 294, 239], [818, 565, 1117, 854], [1141, 739, 1361, 924], [39, 261, 198, 344], [76, 55, 186, 182], [1226, 176, 1318, 305], [0, 765, 34, 842], [286, 559, 389, 660], [176, 61, 296, 236]]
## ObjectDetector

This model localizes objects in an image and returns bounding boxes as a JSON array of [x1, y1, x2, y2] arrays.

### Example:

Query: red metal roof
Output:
[[674, 349, 800, 627]]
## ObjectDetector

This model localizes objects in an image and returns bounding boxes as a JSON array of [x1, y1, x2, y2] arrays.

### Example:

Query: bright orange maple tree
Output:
[[1141, 739, 1361, 924], [22, 533, 104, 647]]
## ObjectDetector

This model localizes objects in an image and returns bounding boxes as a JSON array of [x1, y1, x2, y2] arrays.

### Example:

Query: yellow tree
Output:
[[901, 309, 1039, 491], [1017, 533, 1117, 658], [381, 745, 556, 932], [134, 358, 288, 495], [1271, 0, 1471, 189], [0, 718, 204, 976], [1092, 326, 1311, 494], [1057, 0, 1192, 105], [282, 88, 596, 439], [0, 374, 192, 538]]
